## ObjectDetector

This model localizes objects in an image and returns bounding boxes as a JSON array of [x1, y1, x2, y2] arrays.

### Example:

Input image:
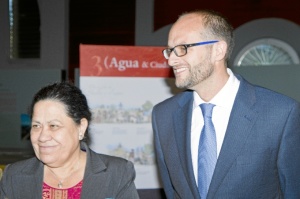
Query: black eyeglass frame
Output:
[[162, 40, 219, 59]]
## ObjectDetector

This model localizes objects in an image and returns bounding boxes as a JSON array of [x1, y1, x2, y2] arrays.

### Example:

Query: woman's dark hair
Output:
[[29, 82, 92, 143]]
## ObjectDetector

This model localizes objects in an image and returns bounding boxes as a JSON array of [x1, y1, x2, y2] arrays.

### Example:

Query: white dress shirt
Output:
[[191, 68, 240, 185]]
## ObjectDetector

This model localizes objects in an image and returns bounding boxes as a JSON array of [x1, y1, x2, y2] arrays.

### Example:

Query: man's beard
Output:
[[175, 59, 214, 89]]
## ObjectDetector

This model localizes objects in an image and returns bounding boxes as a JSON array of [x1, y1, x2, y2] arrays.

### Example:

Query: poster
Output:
[[80, 44, 180, 189]]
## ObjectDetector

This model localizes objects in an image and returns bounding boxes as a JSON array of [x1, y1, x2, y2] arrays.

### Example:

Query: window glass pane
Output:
[[9, 0, 40, 59], [238, 44, 294, 66], [234, 38, 299, 67]]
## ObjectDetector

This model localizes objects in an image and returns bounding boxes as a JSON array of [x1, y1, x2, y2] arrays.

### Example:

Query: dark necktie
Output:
[[198, 103, 217, 199]]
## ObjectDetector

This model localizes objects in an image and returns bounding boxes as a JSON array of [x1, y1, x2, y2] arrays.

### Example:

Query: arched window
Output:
[[230, 18, 300, 67], [234, 38, 299, 66]]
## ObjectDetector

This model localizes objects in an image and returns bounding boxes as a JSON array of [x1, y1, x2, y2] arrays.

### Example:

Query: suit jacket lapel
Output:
[[80, 143, 109, 198], [208, 76, 259, 198], [173, 91, 201, 198], [13, 158, 43, 199]]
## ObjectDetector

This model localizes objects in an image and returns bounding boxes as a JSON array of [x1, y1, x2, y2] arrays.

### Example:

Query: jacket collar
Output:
[[174, 90, 201, 198], [208, 75, 258, 198]]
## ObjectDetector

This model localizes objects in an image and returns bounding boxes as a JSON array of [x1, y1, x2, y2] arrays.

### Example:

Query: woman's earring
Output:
[[79, 134, 83, 140]]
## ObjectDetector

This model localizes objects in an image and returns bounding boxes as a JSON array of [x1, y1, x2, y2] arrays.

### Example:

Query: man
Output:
[[152, 9, 300, 199]]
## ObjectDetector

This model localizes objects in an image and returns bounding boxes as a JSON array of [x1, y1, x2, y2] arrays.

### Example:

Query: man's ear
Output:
[[214, 40, 227, 61]]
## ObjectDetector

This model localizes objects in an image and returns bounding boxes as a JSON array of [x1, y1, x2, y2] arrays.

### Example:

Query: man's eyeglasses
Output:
[[162, 40, 219, 59]]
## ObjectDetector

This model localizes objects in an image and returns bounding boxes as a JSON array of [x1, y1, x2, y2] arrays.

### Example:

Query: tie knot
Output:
[[200, 103, 215, 118]]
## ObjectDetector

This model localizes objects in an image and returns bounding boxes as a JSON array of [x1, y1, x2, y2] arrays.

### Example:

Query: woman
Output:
[[0, 82, 139, 199]]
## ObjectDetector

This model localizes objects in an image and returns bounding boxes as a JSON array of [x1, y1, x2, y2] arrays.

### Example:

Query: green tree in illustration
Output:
[[142, 100, 153, 112]]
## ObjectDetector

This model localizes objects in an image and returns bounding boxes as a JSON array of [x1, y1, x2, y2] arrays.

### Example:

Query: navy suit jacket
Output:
[[152, 75, 300, 199], [0, 143, 140, 199]]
